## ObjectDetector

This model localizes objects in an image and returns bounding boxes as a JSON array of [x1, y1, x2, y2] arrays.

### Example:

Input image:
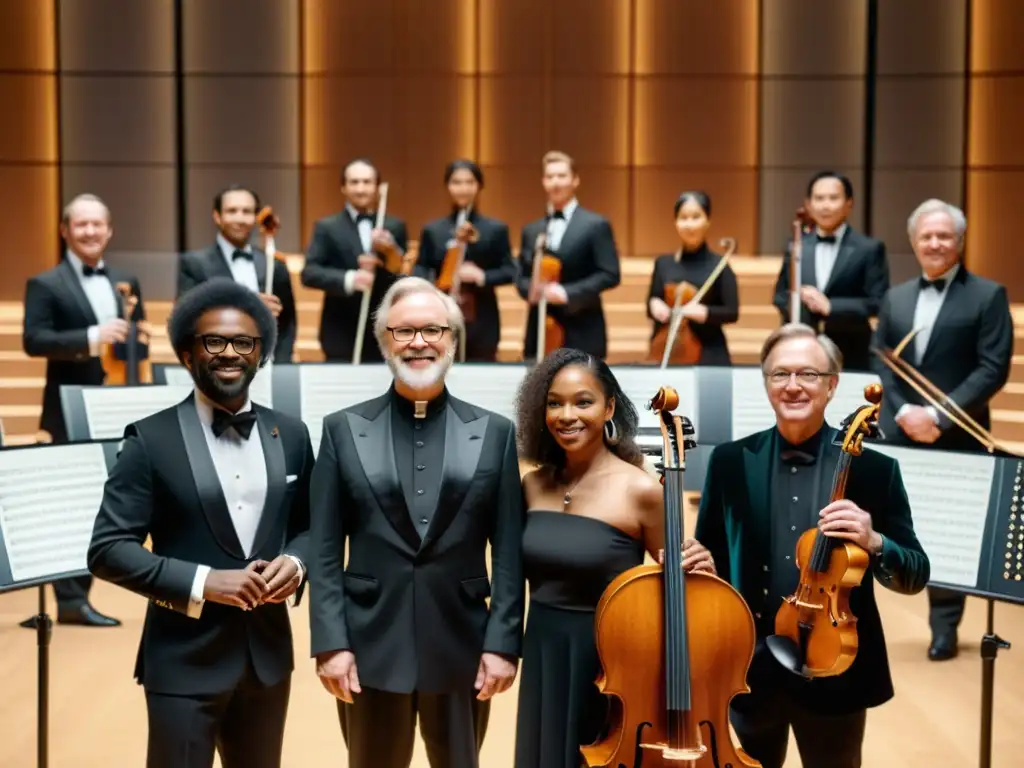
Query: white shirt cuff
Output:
[[188, 564, 210, 618], [87, 325, 100, 357], [895, 403, 912, 420], [343, 270, 356, 295], [924, 405, 940, 424], [284, 554, 304, 608]]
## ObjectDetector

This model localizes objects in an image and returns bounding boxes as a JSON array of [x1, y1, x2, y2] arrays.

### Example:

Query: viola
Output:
[[765, 383, 883, 678], [582, 386, 760, 767], [100, 282, 152, 386], [528, 233, 564, 361]]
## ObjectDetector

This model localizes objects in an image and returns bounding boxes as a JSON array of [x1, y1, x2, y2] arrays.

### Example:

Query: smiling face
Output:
[[544, 364, 614, 455], [183, 308, 262, 409], [763, 336, 836, 427], [342, 161, 378, 211], [383, 290, 456, 390], [807, 176, 853, 233], [912, 209, 960, 279], [213, 189, 257, 248], [674, 197, 711, 250], [61, 198, 113, 265], [542, 160, 578, 209]]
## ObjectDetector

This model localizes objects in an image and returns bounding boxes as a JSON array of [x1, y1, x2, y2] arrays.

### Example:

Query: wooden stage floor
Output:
[[1, 578, 1021, 767]]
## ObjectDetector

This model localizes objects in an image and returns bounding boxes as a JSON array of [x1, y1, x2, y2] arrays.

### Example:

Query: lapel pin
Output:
[[271, 426, 279, 438]]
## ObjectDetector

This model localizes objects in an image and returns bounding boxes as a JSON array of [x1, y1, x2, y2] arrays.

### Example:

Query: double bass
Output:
[[766, 383, 883, 679], [646, 237, 737, 368], [582, 386, 759, 767], [528, 233, 564, 361], [100, 282, 152, 385]]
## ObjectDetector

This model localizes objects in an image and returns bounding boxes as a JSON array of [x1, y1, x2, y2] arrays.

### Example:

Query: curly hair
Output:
[[168, 277, 277, 367], [514, 348, 644, 471]]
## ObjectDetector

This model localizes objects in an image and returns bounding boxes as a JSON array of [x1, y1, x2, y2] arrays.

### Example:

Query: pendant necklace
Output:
[[563, 475, 583, 509]]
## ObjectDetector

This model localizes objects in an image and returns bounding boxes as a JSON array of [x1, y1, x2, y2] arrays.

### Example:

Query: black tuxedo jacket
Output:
[[413, 211, 516, 360], [22, 259, 145, 444], [300, 211, 408, 362], [308, 391, 525, 695], [176, 245, 296, 363], [87, 395, 314, 697], [772, 227, 889, 370], [870, 267, 1013, 453], [515, 207, 621, 359], [695, 427, 930, 714]]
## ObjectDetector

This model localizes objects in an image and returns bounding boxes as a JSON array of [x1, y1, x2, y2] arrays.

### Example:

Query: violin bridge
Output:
[[794, 599, 823, 610], [640, 742, 708, 760]]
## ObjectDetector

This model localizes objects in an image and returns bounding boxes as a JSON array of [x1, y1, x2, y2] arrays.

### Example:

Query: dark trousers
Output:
[[144, 668, 291, 768], [338, 686, 490, 768], [730, 695, 866, 768], [928, 585, 966, 635]]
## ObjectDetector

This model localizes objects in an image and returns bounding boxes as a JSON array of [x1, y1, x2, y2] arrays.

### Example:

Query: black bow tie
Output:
[[816, 233, 837, 244], [212, 409, 257, 439], [550, 210, 565, 220], [780, 448, 816, 465], [920, 276, 947, 292], [82, 264, 107, 277], [232, 249, 252, 261], [355, 212, 375, 224]]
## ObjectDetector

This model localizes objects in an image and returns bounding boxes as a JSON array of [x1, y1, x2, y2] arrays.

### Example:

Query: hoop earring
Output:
[[604, 419, 619, 446]]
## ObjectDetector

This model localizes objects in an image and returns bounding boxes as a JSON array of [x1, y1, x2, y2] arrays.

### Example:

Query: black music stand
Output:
[[0, 440, 121, 768]]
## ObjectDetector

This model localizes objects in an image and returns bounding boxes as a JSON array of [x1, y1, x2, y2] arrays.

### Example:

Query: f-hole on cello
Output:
[[766, 383, 883, 679], [581, 387, 759, 768]]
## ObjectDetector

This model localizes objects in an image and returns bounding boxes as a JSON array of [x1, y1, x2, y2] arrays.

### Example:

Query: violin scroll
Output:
[[837, 384, 884, 456], [257, 206, 280, 236], [649, 385, 679, 413]]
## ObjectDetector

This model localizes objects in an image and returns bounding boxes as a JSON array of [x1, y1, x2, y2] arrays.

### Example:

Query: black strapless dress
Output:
[[513, 510, 646, 768]]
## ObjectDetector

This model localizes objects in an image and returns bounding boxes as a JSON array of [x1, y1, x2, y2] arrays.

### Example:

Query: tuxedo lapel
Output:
[[57, 259, 100, 325], [346, 406, 421, 552], [338, 213, 366, 259], [253, 248, 268, 291], [742, 430, 775, 557], [203, 246, 233, 280], [823, 233, 857, 294], [249, 407, 287, 554], [798, 232, 817, 289], [920, 272, 966, 366], [891, 283, 921, 360], [555, 209, 586, 257], [175, 397, 246, 559], [420, 406, 488, 552]]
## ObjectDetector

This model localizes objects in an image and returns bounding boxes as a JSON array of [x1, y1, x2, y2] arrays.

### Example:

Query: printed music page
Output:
[[161, 365, 272, 408], [825, 371, 882, 429], [869, 444, 994, 588], [300, 364, 393, 455], [731, 368, 776, 439], [0, 444, 108, 583], [445, 366, 526, 421], [82, 385, 193, 439], [612, 367, 699, 437]]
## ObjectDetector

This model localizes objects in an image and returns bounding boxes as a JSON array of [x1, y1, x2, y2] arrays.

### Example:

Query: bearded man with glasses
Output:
[[308, 276, 525, 768], [691, 322, 929, 768]]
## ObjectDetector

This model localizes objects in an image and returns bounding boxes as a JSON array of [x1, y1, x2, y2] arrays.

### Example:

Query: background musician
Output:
[[694, 323, 929, 768], [413, 159, 516, 361], [301, 158, 408, 363], [19, 193, 131, 629], [871, 198, 1013, 661], [176, 184, 297, 363], [88, 279, 313, 768], [516, 150, 621, 361], [646, 191, 739, 365], [772, 171, 890, 371]]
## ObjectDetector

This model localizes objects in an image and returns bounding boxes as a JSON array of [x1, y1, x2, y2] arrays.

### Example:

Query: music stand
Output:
[[0, 440, 122, 768]]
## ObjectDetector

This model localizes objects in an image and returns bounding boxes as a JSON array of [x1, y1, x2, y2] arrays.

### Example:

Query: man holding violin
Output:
[[693, 323, 930, 768], [19, 193, 135, 629]]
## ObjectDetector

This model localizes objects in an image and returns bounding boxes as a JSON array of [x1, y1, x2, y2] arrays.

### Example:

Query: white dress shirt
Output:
[[546, 197, 578, 251], [217, 233, 260, 293], [187, 388, 303, 617], [66, 251, 119, 357], [813, 222, 847, 292]]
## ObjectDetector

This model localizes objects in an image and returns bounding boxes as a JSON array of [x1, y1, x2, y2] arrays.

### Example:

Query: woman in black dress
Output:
[[413, 159, 516, 361], [512, 347, 716, 768], [647, 191, 740, 365]]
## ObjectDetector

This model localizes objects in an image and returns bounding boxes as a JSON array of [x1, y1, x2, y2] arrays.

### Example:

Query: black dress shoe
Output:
[[56, 604, 121, 627], [928, 633, 958, 661]]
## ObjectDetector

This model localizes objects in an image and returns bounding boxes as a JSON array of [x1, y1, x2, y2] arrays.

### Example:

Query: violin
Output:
[[765, 383, 883, 679], [257, 206, 281, 296], [529, 233, 565, 361], [647, 238, 737, 368], [582, 386, 759, 768], [352, 183, 392, 365], [436, 206, 480, 361], [100, 282, 152, 385], [787, 206, 815, 325]]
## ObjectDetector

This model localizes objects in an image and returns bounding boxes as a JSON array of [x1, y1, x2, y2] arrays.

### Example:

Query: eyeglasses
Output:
[[386, 325, 450, 343], [198, 334, 260, 355], [766, 369, 834, 385]]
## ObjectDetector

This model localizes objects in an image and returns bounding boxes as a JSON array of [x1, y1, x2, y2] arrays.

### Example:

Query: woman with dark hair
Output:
[[647, 191, 739, 365], [512, 347, 715, 768], [413, 159, 516, 361]]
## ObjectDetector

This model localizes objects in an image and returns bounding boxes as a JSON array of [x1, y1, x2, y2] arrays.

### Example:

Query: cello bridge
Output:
[[794, 599, 823, 610], [640, 742, 707, 761]]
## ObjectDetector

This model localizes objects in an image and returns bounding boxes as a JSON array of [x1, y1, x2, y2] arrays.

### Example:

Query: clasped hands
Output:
[[896, 405, 941, 444], [648, 298, 709, 325], [202, 555, 301, 611]]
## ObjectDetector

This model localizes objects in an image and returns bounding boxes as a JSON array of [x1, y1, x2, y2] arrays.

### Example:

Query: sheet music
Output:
[[300, 364, 393, 455], [82, 385, 193, 439], [0, 444, 108, 583], [731, 368, 775, 439], [825, 371, 881, 430], [445, 366, 526, 421], [160, 365, 272, 408], [870, 444, 994, 588], [611, 366, 699, 438]]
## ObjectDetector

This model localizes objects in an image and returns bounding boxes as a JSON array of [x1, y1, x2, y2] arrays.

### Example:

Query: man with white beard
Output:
[[308, 276, 525, 768]]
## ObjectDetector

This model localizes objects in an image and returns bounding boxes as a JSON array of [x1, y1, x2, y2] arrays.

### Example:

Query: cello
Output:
[[582, 386, 759, 768], [528, 232, 565, 361], [100, 282, 152, 385], [765, 383, 883, 679], [646, 237, 737, 368]]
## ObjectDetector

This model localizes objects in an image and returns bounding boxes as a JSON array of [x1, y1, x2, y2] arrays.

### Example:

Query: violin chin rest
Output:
[[765, 634, 809, 678]]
